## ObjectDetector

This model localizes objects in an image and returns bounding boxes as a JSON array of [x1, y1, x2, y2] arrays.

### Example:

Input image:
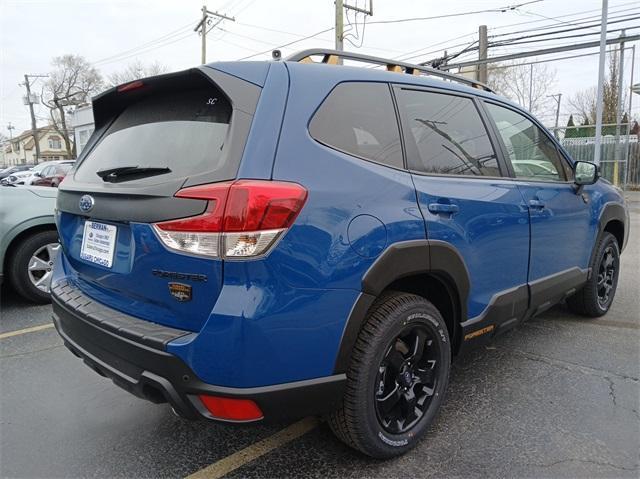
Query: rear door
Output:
[[482, 101, 593, 312], [56, 68, 260, 332], [394, 85, 530, 327]]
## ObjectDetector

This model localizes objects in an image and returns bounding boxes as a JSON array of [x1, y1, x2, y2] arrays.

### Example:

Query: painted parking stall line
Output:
[[185, 417, 318, 479], [0, 323, 54, 340]]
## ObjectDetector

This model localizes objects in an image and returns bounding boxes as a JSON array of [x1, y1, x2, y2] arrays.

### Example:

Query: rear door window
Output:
[[74, 88, 232, 184], [395, 88, 500, 176], [309, 82, 403, 169]]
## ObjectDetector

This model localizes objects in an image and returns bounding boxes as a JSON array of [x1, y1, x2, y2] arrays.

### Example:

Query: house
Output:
[[71, 104, 95, 155], [3, 126, 72, 165]]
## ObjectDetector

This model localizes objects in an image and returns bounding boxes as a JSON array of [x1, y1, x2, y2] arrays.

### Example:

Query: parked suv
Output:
[[51, 50, 629, 458]]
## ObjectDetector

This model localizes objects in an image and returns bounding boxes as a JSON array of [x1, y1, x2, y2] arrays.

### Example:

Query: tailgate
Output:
[[56, 66, 261, 332]]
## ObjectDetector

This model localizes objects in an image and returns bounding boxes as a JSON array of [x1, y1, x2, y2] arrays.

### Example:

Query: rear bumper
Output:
[[51, 279, 346, 422]]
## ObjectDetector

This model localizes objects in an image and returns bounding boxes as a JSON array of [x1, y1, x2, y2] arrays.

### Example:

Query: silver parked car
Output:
[[0, 185, 59, 303]]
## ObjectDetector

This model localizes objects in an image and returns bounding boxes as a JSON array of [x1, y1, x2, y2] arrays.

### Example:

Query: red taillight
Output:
[[159, 182, 232, 232], [223, 180, 308, 232], [153, 180, 307, 258], [198, 395, 263, 421], [117, 80, 144, 93]]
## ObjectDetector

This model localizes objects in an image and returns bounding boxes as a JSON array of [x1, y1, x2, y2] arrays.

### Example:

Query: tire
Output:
[[567, 232, 620, 317], [7, 230, 60, 304], [327, 291, 451, 458]]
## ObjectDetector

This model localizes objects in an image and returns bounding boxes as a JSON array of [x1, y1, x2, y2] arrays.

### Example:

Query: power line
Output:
[[442, 33, 640, 69], [231, 20, 405, 55], [489, 0, 639, 31], [92, 21, 195, 65], [359, 0, 543, 25], [236, 27, 335, 61], [489, 13, 640, 45], [94, 31, 195, 67], [489, 23, 640, 49], [486, 47, 624, 69], [417, 14, 639, 65], [490, 8, 639, 39], [394, 34, 479, 63]]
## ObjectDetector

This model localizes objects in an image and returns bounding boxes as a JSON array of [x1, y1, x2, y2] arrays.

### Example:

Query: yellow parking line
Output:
[[185, 417, 319, 479], [0, 323, 54, 340]]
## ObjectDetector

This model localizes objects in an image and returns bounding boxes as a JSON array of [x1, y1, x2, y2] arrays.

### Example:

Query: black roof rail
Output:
[[285, 48, 493, 93]]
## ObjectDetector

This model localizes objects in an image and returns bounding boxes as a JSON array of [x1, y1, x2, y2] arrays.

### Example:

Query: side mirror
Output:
[[34, 172, 41, 177], [574, 161, 598, 186]]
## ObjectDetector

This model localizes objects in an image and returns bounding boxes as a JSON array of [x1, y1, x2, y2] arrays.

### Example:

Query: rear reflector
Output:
[[198, 395, 264, 421], [153, 180, 307, 259]]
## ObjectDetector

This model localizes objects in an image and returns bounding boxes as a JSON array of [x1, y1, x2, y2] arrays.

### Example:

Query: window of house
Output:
[[395, 89, 500, 176], [48, 136, 62, 149], [78, 128, 94, 153], [485, 103, 567, 182], [309, 82, 403, 169]]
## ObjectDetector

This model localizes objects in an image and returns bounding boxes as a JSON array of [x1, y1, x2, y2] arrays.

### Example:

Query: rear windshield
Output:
[[74, 87, 232, 184]]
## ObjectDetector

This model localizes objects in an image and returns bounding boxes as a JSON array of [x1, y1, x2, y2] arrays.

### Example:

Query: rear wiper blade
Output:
[[96, 166, 171, 183]]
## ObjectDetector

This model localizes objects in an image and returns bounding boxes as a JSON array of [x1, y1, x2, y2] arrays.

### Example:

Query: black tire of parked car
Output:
[[8, 230, 59, 304], [327, 291, 451, 458], [567, 232, 620, 317]]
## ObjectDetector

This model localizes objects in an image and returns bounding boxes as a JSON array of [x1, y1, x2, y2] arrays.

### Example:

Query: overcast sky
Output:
[[1, 0, 638, 138]]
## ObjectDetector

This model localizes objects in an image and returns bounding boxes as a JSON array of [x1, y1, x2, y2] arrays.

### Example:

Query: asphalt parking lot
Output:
[[1, 194, 639, 479]]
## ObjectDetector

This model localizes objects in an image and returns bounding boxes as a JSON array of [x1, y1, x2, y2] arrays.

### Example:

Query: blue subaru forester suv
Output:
[[52, 49, 629, 458]]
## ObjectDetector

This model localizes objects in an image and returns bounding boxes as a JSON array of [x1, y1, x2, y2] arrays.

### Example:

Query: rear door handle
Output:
[[528, 199, 545, 209], [428, 203, 460, 215]]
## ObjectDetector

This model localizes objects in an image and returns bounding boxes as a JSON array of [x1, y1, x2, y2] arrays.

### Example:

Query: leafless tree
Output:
[[568, 50, 627, 125], [487, 60, 557, 116], [42, 54, 103, 158], [107, 60, 168, 88]]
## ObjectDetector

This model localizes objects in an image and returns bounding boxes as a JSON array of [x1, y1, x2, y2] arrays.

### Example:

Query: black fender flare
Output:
[[587, 202, 628, 279], [333, 240, 470, 373], [597, 202, 627, 248]]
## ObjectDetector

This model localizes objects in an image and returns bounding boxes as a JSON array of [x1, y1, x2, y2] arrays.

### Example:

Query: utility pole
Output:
[[612, 30, 625, 185], [7, 123, 15, 140], [594, 0, 608, 166], [335, 1, 373, 63], [21, 74, 47, 165], [335, 0, 344, 53], [624, 43, 635, 188], [194, 5, 235, 65], [548, 93, 562, 138], [478, 25, 488, 83]]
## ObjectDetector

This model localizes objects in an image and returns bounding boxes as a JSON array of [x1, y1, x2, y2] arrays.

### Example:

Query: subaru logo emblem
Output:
[[79, 195, 94, 213]]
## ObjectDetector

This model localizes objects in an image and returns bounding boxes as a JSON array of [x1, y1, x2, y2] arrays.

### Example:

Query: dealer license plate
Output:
[[80, 221, 117, 268]]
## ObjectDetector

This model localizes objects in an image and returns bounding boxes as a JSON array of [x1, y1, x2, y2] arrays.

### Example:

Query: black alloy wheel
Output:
[[567, 232, 620, 317], [596, 244, 618, 310], [375, 326, 439, 434], [327, 292, 451, 458]]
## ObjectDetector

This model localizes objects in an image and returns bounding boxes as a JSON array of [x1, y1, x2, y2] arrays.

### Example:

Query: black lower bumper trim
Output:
[[51, 283, 346, 422]]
